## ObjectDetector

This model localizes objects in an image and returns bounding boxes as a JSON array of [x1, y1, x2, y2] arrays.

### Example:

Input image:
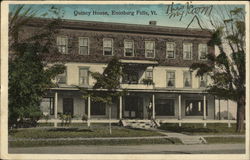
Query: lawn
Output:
[[9, 138, 182, 147], [204, 137, 245, 144], [159, 123, 245, 135], [9, 124, 163, 139]]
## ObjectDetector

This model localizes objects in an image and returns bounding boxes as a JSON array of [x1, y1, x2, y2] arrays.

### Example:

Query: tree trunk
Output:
[[236, 96, 245, 132]]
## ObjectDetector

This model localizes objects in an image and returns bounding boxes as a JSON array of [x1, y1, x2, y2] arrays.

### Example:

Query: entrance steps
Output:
[[120, 119, 160, 129]]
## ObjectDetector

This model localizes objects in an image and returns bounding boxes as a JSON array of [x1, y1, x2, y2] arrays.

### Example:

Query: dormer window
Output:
[[103, 38, 113, 56], [57, 36, 68, 54]]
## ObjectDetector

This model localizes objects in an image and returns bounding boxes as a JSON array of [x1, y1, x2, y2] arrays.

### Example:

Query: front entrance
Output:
[[63, 98, 74, 116], [124, 96, 143, 119]]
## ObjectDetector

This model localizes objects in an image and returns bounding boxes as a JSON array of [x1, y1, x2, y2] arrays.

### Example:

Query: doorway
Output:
[[124, 96, 143, 119], [63, 98, 74, 116]]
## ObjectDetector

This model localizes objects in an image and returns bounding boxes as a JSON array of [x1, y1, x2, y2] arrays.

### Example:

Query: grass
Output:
[[9, 138, 182, 148], [204, 137, 245, 144], [9, 124, 163, 139], [159, 123, 245, 135]]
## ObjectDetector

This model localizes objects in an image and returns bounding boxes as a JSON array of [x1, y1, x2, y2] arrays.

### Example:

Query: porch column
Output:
[[218, 99, 221, 120], [203, 95, 207, 127], [87, 96, 91, 127], [119, 96, 122, 120], [152, 94, 155, 119], [178, 94, 182, 127], [227, 100, 231, 128], [54, 91, 58, 127]]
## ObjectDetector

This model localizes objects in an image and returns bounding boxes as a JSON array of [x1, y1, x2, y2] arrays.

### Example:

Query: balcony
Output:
[[120, 83, 154, 90]]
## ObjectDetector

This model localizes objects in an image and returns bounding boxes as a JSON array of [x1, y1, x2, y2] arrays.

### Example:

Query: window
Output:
[[183, 43, 192, 60], [199, 44, 208, 60], [40, 97, 54, 115], [79, 37, 89, 55], [185, 100, 208, 116], [183, 71, 192, 87], [57, 69, 67, 84], [85, 101, 106, 115], [155, 99, 175, 116], [103, 38, 113, 56], [145, 70, 153, 80], [79, 68, 89, 85], [57, 36, 68, 54], [199, 75, 207, 88], [166, 71, 175, 87], [166, 42, 175, 59], [124, 40, 134, 57], [145, 41, 155, 58]]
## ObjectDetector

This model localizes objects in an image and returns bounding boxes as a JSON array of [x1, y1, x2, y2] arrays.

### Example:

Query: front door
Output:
[[124, 96, 143, 119], [63, 98, 74, 116]]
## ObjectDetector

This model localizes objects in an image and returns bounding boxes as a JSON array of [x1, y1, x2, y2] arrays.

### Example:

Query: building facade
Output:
[[24, 18, 216, 123]]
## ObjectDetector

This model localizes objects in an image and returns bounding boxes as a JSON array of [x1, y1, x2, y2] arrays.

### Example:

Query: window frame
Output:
[[103, 38, 113, 56], [124, 39, 134, 57], [40, 97, 55, 115], [145, 41, 155, 58], [183, 71, 192, 88], [79, 37, 89, 55], [57, 68, 67, 84], [78, 67, 89, 86], [166, 42, 176, 59], [145, 69, 153, 80], [57, 36, 68, 54], [185, 99, 208, 116], [199, 74, 207, 88], [183, 43, 193, 60], [166, 70, 176, 88], [198, 43, 208, 60]]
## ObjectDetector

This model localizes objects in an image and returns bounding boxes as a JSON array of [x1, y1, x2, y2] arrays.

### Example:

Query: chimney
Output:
[[149, 21, 157, 26]]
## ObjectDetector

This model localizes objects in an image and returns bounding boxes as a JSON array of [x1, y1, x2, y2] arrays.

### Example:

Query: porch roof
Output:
[[50, 87, 208, 94], [119, 59, 158, 65]]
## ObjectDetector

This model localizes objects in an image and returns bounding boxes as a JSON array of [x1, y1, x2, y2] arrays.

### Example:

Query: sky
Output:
[[9, 3, 245, 29]]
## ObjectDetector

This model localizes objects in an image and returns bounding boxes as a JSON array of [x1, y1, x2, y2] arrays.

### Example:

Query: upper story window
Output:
[[79, 37, 89, 55], [124, 40, 134, 57], [183, 71, 192, 87], [103, 38, 113, 56], [145, 41, 155, 58], [57, 69, 67, 84], [166, 71, 175, 87], [145, 70, 153, 79], [57, 36, 68, 54], [183, 43, 192, 60], [79, 67, 89, 85], [166, 42, 176, 59], [199, 44, 208, 60], [199, 75, 207, 88]]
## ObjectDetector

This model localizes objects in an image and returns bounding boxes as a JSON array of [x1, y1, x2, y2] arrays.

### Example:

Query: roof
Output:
[[26, 17, 212, 38]]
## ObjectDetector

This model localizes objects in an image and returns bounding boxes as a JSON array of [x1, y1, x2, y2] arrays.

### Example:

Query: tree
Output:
[[8, 5, 65, 127], [79, 57, 124, 134], [190, 7, 246, 132]]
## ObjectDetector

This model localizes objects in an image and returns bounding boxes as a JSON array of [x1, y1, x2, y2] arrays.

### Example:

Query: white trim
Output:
[[145, 41, 155, 58], [103, 38, 113, 56], [123, 39, 134, 57], [56, 36, 68, 54], [183, 42, 193, 60], [78, 37, 89, 55], [198, 43, 208, 60], [166, 42, 176, 59]]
